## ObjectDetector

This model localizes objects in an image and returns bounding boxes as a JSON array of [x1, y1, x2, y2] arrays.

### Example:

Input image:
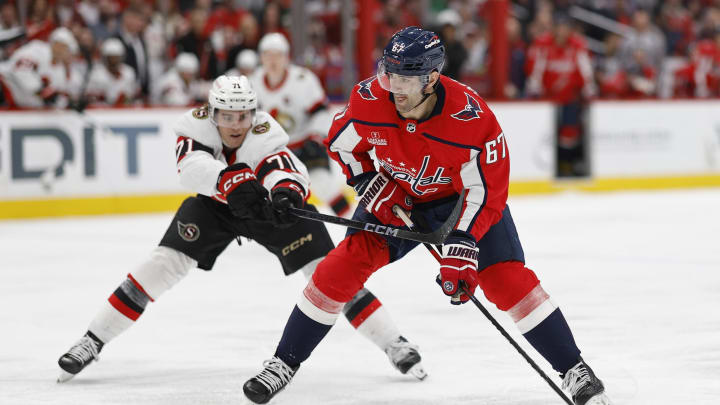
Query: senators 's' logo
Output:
[[177, 221, 200, 242]]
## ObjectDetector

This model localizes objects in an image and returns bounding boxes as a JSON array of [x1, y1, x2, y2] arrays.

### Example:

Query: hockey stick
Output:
[[288, 189, 466, 245], [392, 206, 574, 405]]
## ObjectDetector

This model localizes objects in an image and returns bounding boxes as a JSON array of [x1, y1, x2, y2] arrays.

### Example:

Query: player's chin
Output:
[[224, 133, 244, 147], [394, 101, 412, 113]]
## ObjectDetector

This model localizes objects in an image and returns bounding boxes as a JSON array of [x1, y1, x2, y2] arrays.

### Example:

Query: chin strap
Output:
[[408, 92, 433, 111], [406, 77, 440, 114]]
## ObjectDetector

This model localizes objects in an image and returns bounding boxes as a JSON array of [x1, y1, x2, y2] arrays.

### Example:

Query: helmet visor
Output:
[[376, 60, 428, 94], [213, 109, 255, 130]]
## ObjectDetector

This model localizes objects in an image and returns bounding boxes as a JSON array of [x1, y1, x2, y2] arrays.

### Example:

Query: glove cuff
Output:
[[349, 171, 379, 195], [272, 180, 306, 200], [441, 230, 478, 267], [445, 230, 476, 247]]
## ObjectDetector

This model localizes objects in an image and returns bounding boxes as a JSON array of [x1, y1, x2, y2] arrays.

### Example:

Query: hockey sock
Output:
[[276, 278, 345, 367], [88, 275, 152, 344], [275, 306, 333, 367], [343, 289, 400, 350], [521, 308, 581, 374]]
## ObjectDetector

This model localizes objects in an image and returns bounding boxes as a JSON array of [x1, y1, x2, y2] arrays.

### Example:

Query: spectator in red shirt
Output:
[[525, 15, 595, 103], [526, 14, 595, 177]]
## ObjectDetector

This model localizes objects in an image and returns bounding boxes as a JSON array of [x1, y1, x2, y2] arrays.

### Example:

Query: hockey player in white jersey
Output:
[[85, 38, 139, 106], [151, 52, 208, 106], [56, 75, 426, 384], [249, 33, 353, 216], [225, 48, 258, 78], [0, 27, 82, 108]]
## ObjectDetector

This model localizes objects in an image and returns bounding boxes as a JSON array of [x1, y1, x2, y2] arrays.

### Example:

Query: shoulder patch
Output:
[[252, 122, 271, 134], [451, 93, 483, 121], [357, 77, 378, 101], [192, 105, 209, 119]]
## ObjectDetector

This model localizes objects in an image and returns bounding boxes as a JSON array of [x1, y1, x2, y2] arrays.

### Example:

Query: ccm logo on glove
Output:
[[220, 171, 257, 193]]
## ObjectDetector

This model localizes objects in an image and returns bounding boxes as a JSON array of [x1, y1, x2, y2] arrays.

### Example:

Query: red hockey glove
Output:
[[354, 171, 412, 226], [438, 231, 479, 305], [39, 86, 59, 106], [270, 181, 306, 227], [217, 163, 271, 220], [38, 76, 60, 106]]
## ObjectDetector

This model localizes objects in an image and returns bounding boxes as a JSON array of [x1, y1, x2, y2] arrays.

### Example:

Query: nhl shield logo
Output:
[[177, 221, 200, 242], [406, 123, 416, 133]]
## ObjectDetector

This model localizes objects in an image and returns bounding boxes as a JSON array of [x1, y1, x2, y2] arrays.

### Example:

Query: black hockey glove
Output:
[[217, 163, 271, 220], [270, 181, 306, 227]]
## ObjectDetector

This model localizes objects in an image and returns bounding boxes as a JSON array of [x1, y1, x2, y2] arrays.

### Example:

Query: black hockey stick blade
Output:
[[289, 189, 467, 244]]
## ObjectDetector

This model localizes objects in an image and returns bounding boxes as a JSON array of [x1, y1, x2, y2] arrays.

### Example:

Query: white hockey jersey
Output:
[[0, 40, 82, 108], [85, 62, 138, 106], [151, 68, 208, 106], [249, 64, 332, 147], [172, 106, 310, 203]]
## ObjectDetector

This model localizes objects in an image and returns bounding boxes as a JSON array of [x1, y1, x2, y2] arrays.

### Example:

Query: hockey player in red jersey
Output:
[[56, 75, 425, 384], [243, 27, 612, 405]]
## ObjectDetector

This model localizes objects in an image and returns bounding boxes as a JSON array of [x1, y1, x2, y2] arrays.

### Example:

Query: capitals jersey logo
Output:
[[451, 93, 483, 121], [379, 155, 452, 195], [357, 77, 377, 101]]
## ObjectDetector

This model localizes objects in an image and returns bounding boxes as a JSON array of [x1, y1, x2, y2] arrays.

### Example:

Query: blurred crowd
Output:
[[440, 0, 720, 100], [0, 0, 719, 110]]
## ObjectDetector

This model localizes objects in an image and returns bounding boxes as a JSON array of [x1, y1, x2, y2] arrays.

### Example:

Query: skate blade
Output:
[[407, 363, 427, 381], [57, 369, 76, 383]]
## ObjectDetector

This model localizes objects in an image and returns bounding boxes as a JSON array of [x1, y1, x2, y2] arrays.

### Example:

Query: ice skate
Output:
[[385, 336, 427, 380], [243, 356, 299, 404], [57, 332, 103, 383], [561, 358, 612, 405]]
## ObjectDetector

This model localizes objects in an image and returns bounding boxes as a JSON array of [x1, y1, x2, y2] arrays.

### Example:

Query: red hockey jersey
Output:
[[325, 75, 509, 242]]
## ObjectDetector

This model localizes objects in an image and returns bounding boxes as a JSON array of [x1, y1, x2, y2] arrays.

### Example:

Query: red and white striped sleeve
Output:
[[455, 120, 510, 242]]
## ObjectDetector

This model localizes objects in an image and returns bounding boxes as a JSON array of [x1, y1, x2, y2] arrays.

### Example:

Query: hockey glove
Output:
[[39, 77, 59, 106], [217, 163, 271, 220], [438, 231, 479, 305], [270, 181, 306, 227], [353, 171, 413, 226]]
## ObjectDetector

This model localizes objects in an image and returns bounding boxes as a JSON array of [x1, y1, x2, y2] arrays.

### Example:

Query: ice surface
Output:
[[1, 189, 719, 404]]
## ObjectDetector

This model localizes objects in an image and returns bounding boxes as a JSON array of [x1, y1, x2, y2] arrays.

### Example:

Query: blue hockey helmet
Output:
[[377, 27, 445, 94]]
